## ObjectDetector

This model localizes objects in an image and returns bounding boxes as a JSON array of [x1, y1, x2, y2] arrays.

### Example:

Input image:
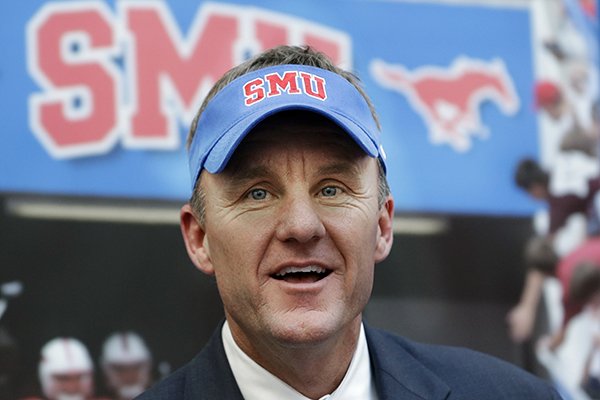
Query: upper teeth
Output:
[[275, 265, 326, 277]]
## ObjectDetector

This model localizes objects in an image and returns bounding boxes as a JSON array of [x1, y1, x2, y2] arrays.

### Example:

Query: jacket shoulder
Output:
[[366, 326, 561, 399], [135, 322, 243, 400], [135, 365, 187, 399]]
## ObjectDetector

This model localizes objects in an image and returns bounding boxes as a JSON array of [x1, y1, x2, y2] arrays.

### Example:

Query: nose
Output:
[[275, 194, 326, 243]]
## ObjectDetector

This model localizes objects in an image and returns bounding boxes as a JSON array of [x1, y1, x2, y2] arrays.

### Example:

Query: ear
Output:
[[374, 195, 394, 263], [180, 203, 215, 276]]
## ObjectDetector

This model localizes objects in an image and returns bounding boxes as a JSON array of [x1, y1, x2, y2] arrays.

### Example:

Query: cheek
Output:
[[357, 267, 375, 301], [207, 217, 258, 259], [333, 210, 379, 253], [327, 214, 379, 285], [343, 255, 375, 314], [206, 219, 271, 286]]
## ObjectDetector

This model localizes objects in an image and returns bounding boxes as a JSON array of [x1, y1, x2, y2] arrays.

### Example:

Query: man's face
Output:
[[182, 113, 393, 355], [589, 291, 600, 310], [527, 183, 548, 200], [541, 99, 563, 120], [47, 372, 92, 400], [105, 362, 151, 399]]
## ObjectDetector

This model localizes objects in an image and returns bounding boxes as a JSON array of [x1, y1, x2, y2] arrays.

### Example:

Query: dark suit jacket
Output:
[[137, 323, 561, 399]]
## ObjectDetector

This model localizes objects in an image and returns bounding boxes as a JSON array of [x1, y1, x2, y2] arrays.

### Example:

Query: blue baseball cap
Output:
[[188, 64, 386, 188]]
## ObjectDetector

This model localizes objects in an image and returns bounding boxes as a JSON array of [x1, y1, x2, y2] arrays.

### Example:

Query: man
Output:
[[138, 46, 560, 399], [514, 158, 600, 237], [535, 80, 568, 122], [551, 239, 600, 349], [534, 256, 600, 397], [101, 331, 153, 400], [511, 235, 600, 348], [507, 158, 600, 343], [533, 80, 575, 169], [35, 337, 106, 400]]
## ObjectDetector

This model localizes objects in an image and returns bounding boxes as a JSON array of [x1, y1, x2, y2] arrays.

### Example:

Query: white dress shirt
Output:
[[222, 321, 378, 400]]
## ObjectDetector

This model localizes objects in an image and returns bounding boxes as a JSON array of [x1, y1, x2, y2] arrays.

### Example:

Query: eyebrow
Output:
[[224, 165, 272, 186], [316, 161, 362, 178], [227, 159, 362, 181]]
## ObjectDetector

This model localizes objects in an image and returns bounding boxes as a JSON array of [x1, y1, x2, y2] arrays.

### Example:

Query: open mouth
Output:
[[271, 265, 332, 284]]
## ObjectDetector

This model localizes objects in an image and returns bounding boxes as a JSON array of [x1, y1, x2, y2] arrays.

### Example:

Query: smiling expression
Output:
[[181, 112, 394, 358]]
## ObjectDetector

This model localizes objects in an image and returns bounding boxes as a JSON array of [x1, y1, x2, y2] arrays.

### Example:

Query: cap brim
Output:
[[203, 103, 380, 174]]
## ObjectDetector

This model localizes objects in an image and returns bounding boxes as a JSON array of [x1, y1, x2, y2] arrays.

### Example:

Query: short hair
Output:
[[188, 46, 389, 224], [569, 261, 600, 304], [514, 158, 548, 191], [524, 236, 558, 275]]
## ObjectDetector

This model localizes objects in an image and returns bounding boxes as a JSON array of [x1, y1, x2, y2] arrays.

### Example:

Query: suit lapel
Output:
[[365, 325, 451, 400], [183, 322, 245, 400]]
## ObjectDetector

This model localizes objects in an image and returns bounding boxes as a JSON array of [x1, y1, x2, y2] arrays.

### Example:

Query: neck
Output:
[[228, 317, 362, 399]]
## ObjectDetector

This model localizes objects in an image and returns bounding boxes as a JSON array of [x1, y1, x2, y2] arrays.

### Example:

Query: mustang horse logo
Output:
[[370, 57, 520, 152]]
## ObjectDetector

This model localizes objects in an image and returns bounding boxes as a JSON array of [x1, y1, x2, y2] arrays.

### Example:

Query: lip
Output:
[[271, 272, 333, 294], [269, 261, 334, 292], [271, 260, 332, 275]]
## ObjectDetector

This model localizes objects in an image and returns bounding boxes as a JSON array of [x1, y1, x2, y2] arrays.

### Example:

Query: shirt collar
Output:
[[221, 320, 378, 400]]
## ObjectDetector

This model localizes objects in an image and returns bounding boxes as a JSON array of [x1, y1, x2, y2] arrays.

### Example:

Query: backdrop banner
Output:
[[1, 0, 597, 215]]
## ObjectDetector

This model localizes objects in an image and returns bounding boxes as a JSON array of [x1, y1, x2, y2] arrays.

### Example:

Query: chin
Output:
[[267, 312, 346, 347]]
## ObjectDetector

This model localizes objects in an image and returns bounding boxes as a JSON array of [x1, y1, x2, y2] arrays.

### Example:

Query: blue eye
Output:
[[249, 188, 268, 200], [321, 186, 338, 197]]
